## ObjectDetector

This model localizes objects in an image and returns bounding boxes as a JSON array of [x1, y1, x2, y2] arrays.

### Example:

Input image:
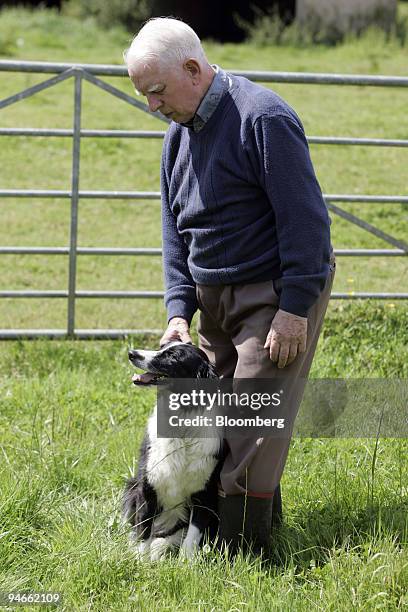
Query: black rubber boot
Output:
[[272, 483, 283, 527], [217, 493, 273, 557]]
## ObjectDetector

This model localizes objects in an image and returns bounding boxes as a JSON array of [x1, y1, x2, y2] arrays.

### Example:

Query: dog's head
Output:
[[129, 341, 218, 385]]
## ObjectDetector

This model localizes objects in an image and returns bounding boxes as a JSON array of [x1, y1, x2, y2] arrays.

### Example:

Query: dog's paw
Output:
[[179, 539, 199, 561], [150, 537, 171, 561], [131, 538, 151, 561]]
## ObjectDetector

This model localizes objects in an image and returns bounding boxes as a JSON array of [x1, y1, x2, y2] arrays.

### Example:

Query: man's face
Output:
[[129, 59, 201, 124]]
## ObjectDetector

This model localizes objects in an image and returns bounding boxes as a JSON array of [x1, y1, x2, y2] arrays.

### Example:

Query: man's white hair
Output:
[[124, 17, 208, 71]]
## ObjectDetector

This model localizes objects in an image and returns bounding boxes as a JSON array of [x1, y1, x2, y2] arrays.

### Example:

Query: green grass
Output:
[[0, 8, 407, 611], [0, 323, 407, 610], [0, 7, 407, 331]]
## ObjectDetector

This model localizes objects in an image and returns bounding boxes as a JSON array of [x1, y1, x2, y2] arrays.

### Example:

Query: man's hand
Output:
[[264, 309, 307, 369], [160, 317, 192, 347]]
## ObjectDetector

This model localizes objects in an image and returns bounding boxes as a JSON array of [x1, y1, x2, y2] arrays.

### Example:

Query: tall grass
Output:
[[0, 335, 407, 609], [0, 9, 407, 610]]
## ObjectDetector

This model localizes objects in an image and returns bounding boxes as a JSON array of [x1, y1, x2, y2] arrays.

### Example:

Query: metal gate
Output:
[[0, 60, 407, 338]]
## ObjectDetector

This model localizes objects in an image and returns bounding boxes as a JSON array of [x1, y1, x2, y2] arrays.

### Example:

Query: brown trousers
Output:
[[197, 261, 335, 496]]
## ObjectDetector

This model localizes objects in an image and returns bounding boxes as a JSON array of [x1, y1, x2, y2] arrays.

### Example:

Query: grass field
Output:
[[0, 333, 407, 611], [0, 8, 407, 611], [0, 7, 407, 331]]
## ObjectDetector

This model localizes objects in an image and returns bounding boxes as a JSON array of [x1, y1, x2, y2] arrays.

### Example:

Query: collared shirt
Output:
[[182, 65, 232, 132]]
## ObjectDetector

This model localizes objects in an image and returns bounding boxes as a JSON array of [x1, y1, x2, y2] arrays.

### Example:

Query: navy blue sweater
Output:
[[161, 72, 331, 322]]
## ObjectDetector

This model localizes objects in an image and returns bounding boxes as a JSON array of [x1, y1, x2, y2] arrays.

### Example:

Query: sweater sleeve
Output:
[[161, 136, 198, 324], [248, 113, 331, 317]]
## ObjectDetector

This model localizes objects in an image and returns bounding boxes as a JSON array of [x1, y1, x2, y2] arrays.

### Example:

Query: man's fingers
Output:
[[286, 343, 299, 366], [277, 343, 290, 369], [160, 329, 181, 346], [159, 333, 174, 346], [269, 337, 280, 363], [268, 310, 308, 364], [266, 308, 308, 366], [268, 336, 300, 368], [160, 327, 192, 347]]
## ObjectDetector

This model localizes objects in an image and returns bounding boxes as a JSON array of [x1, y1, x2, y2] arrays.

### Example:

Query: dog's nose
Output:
[[128, 350, 142, 360]]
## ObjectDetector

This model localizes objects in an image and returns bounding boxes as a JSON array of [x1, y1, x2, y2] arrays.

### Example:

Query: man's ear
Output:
[[184, 59, 201, 81]]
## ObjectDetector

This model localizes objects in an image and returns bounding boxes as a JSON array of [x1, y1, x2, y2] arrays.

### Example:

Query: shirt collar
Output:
[[182, 65, 232, 133]]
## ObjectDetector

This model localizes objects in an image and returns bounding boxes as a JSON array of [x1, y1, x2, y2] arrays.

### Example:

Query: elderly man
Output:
[[125, 17, 335, 555]]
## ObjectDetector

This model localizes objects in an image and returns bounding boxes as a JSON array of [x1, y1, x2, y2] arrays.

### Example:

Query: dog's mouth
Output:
[[131, 371, 167, 386]]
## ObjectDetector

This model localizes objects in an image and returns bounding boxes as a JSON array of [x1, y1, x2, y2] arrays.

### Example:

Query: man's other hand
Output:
[[160, 317, 192, 346], [264, 309, 307, 369]]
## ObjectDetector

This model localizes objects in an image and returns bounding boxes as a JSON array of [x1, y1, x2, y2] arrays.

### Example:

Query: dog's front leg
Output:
[[150, 529, 185, 561], [181, 468, 221, 558], [180, 519, 202, 559], [134, 537, 152, 560]]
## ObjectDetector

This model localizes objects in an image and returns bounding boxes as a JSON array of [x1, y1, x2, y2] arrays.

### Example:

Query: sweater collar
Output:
[[181, 65, 232, 132]]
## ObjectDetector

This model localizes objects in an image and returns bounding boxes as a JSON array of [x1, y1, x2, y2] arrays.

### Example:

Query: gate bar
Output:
[[1, 128, 408, 147], [0, 190, 407, 203], [2, 60, 408, 87], [1, 291, 407, 299], [67, 72, 81, 336], [327, 203, 408, 252], [0, 247, 405, 256], [0, 291, 165, 298], [0, 329, 163, 339]]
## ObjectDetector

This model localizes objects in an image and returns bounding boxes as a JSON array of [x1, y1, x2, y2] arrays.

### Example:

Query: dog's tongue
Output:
[[132, 372, 157, 385]]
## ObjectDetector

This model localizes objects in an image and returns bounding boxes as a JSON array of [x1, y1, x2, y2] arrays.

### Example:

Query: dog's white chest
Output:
[[146, 410, 220, 510]]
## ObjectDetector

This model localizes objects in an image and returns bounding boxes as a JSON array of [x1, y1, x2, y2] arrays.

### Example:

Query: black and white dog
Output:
[[123, 342, 224, 561]]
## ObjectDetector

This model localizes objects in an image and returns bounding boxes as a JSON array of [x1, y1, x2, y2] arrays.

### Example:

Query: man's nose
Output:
[[147, 94, 161, 112]]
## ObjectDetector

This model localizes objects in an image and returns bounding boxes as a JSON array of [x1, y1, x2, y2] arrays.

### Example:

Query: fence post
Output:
[[67, 71, 82, 337]]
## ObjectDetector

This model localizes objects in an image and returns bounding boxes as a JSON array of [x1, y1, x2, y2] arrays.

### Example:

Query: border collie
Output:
[[123, 342, 224, 561]]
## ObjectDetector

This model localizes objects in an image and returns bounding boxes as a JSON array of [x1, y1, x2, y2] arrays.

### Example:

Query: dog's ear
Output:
[[197, 361, 218, 379]]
